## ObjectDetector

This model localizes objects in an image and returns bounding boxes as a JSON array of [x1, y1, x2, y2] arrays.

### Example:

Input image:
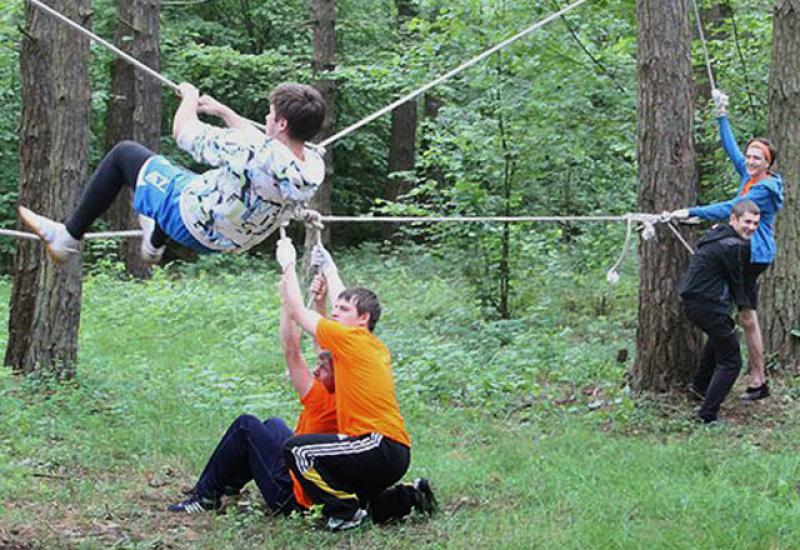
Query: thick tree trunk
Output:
[[762, 0, 800, 371], [5, 0, 91, 377], [632, 0, 702, 392], [308, 0, 335, 248], [105, 0, 161, 278]]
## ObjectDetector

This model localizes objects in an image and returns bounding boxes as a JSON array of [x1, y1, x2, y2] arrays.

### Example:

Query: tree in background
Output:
[[632, 0, 702, 392], [383, 0, 418, 241], [105, 0, 161, 278], [308, 0, 335, 246], [762, 0, 800, 370], [5, 0, 91, 377]]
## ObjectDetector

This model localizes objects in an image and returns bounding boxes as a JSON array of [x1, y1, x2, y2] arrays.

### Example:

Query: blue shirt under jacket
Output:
[[689, 115, 784, 264]]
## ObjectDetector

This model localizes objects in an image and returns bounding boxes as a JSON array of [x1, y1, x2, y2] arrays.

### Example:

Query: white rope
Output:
[[0, 228, 144, 241], [319, 0, 589, 147], [665, 221, 695, 255], [320, 214, 627, 224], [689, 0, 717, 90], [26, 0, 266, 131]]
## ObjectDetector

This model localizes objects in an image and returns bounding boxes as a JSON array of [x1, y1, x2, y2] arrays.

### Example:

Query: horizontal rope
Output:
[[0, 228, 144, 241], [320, 214, 645, 224]]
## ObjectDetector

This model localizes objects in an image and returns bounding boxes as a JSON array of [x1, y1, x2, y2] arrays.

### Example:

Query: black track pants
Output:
[[283, 433, 410, 520], [684, 302, 742, 421]]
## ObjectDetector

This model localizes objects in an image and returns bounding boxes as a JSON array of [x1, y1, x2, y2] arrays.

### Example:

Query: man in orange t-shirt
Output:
[[277, 237, 421, 531], [167, 279, 337, 514]]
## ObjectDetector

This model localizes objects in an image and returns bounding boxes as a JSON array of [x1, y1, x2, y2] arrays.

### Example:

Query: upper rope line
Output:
[[689, 0, 717, 90], [26, 0, 266, 131], [26, 0, 588, 148], [319, 0, 589, 147]]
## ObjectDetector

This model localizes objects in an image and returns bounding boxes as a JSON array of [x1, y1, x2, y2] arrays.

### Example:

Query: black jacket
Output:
[[678, 224, 750, 314]]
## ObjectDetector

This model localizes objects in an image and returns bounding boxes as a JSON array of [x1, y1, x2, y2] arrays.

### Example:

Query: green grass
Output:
[[1, 247, 799, 549]]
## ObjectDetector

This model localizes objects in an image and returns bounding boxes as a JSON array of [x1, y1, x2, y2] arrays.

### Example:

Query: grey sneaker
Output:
[[138, 215, 165, 264], [326, 508, 368, 532], [19, 206, 79, 264]]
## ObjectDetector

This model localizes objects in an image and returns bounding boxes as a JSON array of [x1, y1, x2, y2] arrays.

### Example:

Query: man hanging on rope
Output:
[[671, 90, 783, 402], [679, 200, 761, 424], [19, 82, 326, 264], [275, 240, 426, 531]]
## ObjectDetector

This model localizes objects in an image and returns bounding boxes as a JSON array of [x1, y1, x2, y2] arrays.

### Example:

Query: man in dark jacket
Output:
[[678, 199, 761, 423]]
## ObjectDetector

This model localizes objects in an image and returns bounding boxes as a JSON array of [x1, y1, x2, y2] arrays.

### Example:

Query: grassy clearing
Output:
[[1, 247, 799, 549]]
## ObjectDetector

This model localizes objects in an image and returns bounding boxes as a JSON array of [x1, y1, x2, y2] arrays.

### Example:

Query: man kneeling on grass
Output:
[[167, 278, 337, 514], [168, 275, 436, 527], [678, 199, 761, 425], [276, 239, 436, 531]]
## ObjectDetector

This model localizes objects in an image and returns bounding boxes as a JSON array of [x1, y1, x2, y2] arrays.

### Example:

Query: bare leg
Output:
[[739, 308, 765, 387]]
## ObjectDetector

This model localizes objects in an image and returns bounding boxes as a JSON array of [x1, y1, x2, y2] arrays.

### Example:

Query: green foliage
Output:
[[1, 250, 799, 547]]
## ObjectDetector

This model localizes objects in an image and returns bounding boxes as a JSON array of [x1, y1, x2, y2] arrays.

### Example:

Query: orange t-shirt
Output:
[[316, 318, 411, 448], [291, 379, 337, 509]]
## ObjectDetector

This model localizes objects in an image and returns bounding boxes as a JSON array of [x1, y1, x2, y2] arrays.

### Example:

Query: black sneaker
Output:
[[412, 478, 438, 516], [741, 383, 769, 401], [167, 493, 222, 514], [687, 383, 706, 400]]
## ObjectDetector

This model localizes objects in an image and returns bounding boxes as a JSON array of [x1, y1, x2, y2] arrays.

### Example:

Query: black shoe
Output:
[[687, 383, 706, 400], [167, 493, 222, 514], [741, 383, 769, 401], [412, 478, 438, 516]]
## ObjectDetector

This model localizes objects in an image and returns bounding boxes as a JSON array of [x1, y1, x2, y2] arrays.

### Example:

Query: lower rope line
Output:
[[0, 228, 143, 241]]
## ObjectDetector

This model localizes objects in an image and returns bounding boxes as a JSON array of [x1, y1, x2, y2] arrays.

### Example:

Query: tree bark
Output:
[[105, 0, 161, 279], [383, 100, 417, 239], [632, 0, 702, 392], [761, 0, 800, 371], [5, 0, 91, 377], [307, 0, 335, 248]]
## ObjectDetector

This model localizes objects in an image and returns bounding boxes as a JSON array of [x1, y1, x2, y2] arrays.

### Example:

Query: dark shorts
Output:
[[741, 262, 769, 310]]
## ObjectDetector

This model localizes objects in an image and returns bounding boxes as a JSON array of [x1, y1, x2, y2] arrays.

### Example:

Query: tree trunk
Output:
[[383, 100, 417, 240], [5, 0, 91, 377], [761, 0, 800, 371], [105, 0, 161, 279], [307, 0, 335, 248], [632, 0, 702, 392]]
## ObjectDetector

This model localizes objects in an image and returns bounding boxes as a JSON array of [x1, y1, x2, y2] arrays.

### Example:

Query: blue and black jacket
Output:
[[689, 115, 784, 264]]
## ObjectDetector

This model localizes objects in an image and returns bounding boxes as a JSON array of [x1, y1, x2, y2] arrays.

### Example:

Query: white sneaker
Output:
[[326, 508, 368, 532], [18, 206, 79, 264], [138, 215, 165, 264]]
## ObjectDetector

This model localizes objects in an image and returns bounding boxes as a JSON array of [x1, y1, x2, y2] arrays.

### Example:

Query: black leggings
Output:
[[65, 141, 165, 246]]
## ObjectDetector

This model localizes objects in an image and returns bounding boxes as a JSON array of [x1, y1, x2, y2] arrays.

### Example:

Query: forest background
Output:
[[1, 0, 799, 547]]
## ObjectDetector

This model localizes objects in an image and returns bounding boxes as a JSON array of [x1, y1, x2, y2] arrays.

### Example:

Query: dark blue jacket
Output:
[[689, 115, 784, 264]]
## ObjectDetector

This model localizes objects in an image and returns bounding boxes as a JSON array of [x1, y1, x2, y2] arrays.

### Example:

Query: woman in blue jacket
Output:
[[672, 89, 784, 401]]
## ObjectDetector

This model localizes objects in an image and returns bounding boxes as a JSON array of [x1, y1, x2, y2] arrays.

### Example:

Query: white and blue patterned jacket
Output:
[[176, 121, 325, 252]]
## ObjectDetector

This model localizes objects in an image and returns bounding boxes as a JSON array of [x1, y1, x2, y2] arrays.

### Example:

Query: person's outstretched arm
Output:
[[310, 274, 328, 354], [280, 297, 313, 398], [313, 244, 345, 305], [172, 82, 201, 142], [278, 237, 322, 336]]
